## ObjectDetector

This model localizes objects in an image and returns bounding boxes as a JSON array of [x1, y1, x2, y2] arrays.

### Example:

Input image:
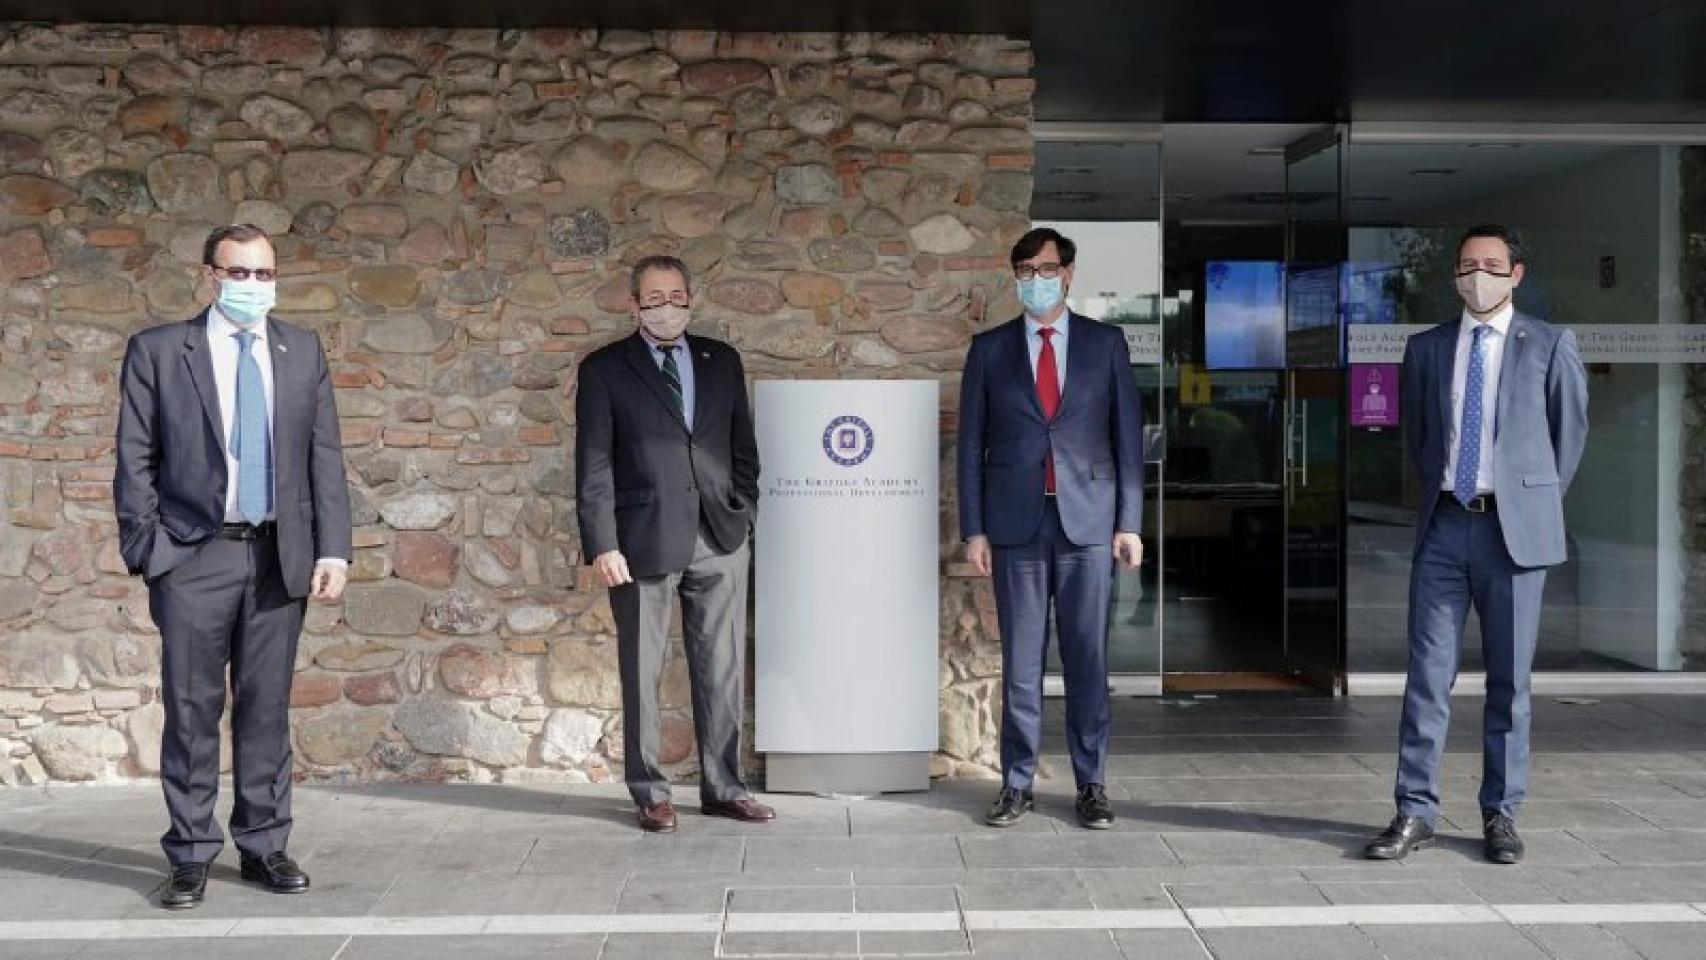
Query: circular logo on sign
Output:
[[822, 415, 875, 467]]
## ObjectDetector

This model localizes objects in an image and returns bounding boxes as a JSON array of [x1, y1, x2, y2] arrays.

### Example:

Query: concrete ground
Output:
[[4, 693, 1706, 959]]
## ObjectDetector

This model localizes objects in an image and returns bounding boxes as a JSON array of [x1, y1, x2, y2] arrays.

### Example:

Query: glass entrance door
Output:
[[1281, 126, 1349, 693]]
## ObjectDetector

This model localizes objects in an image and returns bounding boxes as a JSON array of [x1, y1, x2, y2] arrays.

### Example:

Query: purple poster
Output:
[[1350, 364, 1400, 428]]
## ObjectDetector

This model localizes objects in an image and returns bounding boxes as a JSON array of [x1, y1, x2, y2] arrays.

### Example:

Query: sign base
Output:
[[765, 751, 931, 795]]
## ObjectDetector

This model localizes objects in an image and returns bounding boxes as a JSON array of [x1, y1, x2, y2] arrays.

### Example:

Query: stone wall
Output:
[[0, 24, 1032, 785]]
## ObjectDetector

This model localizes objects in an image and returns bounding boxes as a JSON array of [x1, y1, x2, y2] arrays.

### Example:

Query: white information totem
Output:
[[755, 380, 939, 794]]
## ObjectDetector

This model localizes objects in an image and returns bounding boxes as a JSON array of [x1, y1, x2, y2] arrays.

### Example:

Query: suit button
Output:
[[686, 484, 697, 493]]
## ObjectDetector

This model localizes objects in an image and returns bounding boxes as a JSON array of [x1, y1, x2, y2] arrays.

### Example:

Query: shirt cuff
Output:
[[314, 558, 349, 568]]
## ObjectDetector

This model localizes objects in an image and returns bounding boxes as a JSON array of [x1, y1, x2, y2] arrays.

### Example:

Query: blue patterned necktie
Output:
[[1453, 324, 1490, 507], [231, 330, 273, 523]]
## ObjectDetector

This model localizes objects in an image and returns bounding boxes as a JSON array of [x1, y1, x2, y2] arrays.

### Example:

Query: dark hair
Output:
[[202, 223, 271, 267], [630, 255, 692, 299], [1457, 224, 1526, 267], [1010, 227, 1076, 268]]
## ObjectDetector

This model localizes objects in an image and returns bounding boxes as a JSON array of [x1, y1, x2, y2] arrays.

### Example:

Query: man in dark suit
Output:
[[575, 255, 775, 833], [1366, 225, 1588, 864], [115, 224, 351, 908], [957, 227, 1145, 829]]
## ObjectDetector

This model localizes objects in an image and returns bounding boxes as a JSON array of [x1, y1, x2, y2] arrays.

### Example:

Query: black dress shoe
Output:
[[239, 852, 310, 893], [985, 787, 1034, 827], [160, 862, 208, 910], [1076, 784, 1115, 830], [1363, 814, 1435, 860], [1484, 813, 1524, 865]]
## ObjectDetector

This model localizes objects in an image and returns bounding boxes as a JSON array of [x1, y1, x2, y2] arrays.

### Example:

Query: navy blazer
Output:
[[957, 313, 1145, 547], [1400, 310, 1589, 568], [113, 310, 353, 598]]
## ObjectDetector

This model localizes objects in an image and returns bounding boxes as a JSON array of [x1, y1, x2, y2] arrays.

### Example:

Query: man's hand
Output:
[[593, 550, 633, 588], [310, 561, 347, 601], [1113, 532, 1144, 571], [964, 535, 992, 577]]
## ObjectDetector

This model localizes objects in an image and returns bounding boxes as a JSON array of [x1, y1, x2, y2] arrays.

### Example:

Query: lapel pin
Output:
[[276, 342, 288, 352]]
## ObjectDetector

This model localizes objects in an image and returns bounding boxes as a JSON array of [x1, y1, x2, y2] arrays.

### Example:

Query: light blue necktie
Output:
[[231, 330, 272, 523], [1453, 324, 1490, 507]]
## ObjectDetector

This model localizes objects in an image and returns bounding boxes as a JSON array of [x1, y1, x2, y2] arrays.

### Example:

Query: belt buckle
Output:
[[1467, 495, 1489, 514]]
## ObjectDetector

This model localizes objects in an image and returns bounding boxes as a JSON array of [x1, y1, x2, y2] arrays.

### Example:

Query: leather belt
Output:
[[217, 521, 276, 541], [1442, 492, 1495, 514]]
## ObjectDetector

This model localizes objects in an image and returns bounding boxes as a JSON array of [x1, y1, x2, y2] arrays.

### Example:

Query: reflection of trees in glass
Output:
[[1386, 228, 1450, 325]]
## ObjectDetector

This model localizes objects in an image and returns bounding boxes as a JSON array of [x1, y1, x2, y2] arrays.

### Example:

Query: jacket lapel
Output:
[[1056, 313, 1092, 415], [182, 310, 225, 447], [1004, 317, 1045, 421], [265, 317, 295, 460], [1493, 312, 1528, 439], [620, 333, 690, 433], [686, 335, 714, 435], [1434, 323, 1454, 451]]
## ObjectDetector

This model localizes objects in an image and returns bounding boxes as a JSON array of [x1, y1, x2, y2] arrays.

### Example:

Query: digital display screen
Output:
[[1205, 260, 1286, 370]]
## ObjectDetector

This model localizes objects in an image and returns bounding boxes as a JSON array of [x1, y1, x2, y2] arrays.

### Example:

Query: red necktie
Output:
[[1037, 326, 1060, 493]]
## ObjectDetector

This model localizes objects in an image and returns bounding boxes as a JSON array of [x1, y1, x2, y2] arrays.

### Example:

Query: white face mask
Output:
[[638, 304, 691, 343], [216, 277, 276, 327], [1455, 269, 1515, 315]]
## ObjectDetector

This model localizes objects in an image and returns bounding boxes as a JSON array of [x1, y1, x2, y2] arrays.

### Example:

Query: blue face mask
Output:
[[1017, 276, 1064, 317], [217, 278, 276, 327]]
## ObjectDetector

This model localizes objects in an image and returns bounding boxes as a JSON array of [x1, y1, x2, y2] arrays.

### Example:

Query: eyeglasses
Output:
[[1013, 263, 1064, 281], [639, 294, 691, 309], [212, 265, 278, 282]]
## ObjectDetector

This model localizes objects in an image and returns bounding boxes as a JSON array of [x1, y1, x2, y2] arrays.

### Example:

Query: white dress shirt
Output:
[[1025, 311, 1069, 395], [206, 305, 275, 523], [206, 306, 345, 569], [1442, 303, 1511, 495]]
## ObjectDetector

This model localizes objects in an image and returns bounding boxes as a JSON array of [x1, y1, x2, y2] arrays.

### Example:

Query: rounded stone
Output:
[[393, 696, 528, 767], [363, 314, 448, 354], [402, 151, 459, 195], [658, 193, 727, 239], [775, 163, 840, 206], [475, 147, 548, 196], [540, 708, 604, 766], [707, 277, 783, 315], [432, 350, 512, 397], [978, 170, 1033, 212], [143, 153, 219, 214], [441, 268, 511, 306], [29, 724, 127, 781], [378, 493, 457, 530], [325, 104, 379, 151], [859, 168, 911, 204], [807, 236, 877, 273], [852, 206, 905, 238], [680, 59, 770, 96], [74, 167, 150, 217], [547, 637, 623, 708], [423, 589, 501, 636], [44, 128, 104, 180], [550, 136, 623, 189], [348, 264, 421, 307], [232, 198, 293, 235], [909, 213, 976, 254], [881, 313, 970, 353], [0, 173, 75, 215], [0, 229, 51, 282], [632, 141, 711, 192], [438, 643, 531, 697], [339, 202, 409, 238], [0, 132, 43, 172], [607, 50, 679, 90], [781, 272, 844, 308], [239, 94, 314, 140], [281, 149, 371, 189], [547, 208, 610, 258], [786, 96, 845, 137]]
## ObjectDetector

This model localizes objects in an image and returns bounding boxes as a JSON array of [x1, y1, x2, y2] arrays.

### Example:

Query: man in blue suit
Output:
[[957, 227, 1145, 829], [1366, 225, 1588, 864]]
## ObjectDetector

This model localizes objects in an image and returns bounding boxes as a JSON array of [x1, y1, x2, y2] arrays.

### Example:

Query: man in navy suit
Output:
[[1365, 225, 1588, 864], [957, 227, 1145, 829]]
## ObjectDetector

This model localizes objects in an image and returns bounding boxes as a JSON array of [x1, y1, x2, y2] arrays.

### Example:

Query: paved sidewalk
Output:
[[4, 694, 1706, 959]]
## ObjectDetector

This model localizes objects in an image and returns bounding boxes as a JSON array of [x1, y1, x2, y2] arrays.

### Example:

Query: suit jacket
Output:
[[1400, 310, 1589, 568], [113, 310, 353, 598], [957, 313, 1145, 547], [574, 332, 759, 579]]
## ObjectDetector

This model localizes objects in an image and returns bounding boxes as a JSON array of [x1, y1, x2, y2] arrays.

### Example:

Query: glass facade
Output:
[[1034, 128, 1706, 690]]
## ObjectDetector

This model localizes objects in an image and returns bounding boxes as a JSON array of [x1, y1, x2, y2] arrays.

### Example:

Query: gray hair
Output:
[[629, 255, 692, 299]]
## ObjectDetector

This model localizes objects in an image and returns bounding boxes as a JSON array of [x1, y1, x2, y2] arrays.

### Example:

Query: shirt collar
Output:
[[208, 304, 268, 342], [1459, 302, 1513, 338], [1026, 311, 1070, 340], [640, 330, 684, 353]]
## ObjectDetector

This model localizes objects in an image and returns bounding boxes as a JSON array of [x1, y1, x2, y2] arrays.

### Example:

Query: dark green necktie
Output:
[[658, 345, 683, 417]]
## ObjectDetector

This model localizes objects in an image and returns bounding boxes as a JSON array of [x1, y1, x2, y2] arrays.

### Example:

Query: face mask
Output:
[[1017, 275, 1065, 317], [638, 304, 691, 343], [217, 277, 276, 327], [1455, 269, 1514, 315]]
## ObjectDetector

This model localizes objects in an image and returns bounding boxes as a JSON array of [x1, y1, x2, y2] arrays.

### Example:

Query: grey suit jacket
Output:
[[113, 310, 353, 598], [1399, 311, 1589, 569]]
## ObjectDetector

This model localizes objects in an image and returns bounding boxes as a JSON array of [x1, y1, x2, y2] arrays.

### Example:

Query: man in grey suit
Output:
[[115, 224, 351, 908], [575, 256, 775, 833], [1366, 225, 1588, 864]]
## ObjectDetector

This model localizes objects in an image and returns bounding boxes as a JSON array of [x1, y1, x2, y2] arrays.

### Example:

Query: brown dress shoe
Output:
[[702, 797, 776, 823], [637, 801, 678, 833]]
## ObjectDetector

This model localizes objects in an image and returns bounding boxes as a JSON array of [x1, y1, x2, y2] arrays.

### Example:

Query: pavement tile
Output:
[[858, 929, 972, 956], [1110, 928, 1216, 959], [854, 884, 960, 912], [957, 832, 1178, 870], [1517, 925, 1649, 960], [1570, 828, 1706, 865], [719, 931, 858, 957], [742, 836, 962, 872], [598, 933, 720, 959], [965, 929, 1125, 958], [1199, 926, 1384, 959], [70, 938, 349, 960], [726, 885, 854, 913], [1313, 879, 1480, 904], [339, 935, 604, 959], [375, 874, 622, 915], [955, 870, 1092, 910], [1601, 923, 1706, 960], [1360, 923, 1553, 960], [520, 836, 745, 877]]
